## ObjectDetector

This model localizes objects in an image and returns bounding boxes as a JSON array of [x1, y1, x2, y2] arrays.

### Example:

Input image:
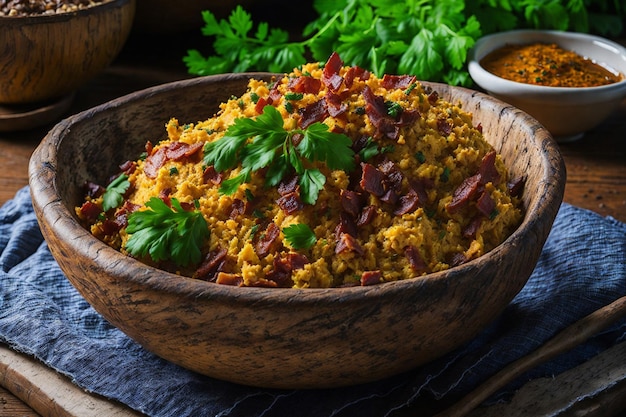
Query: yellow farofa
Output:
[[80, 60, 523, 288]]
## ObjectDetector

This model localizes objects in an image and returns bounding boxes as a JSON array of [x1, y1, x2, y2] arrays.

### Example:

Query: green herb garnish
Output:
[[203, 105, 355, 205], [283, 223, 317, 249], [102, 174, 130, 212], [125, 197, 209, 267]]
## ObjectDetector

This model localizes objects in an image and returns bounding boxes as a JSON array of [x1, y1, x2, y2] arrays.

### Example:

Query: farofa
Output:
[[77, 53, 524, 288]]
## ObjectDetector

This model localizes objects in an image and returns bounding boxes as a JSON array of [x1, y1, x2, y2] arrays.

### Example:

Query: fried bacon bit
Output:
[[230, 198, 247, 218], [437, 118, 453, 136], [335, 212, 357, 238], [343, 65, 370, 88], [448, 252, 468, 267], [255, 222, 281, 258], [145, 140, 154, 155], [356, 205, 377, 226], [255, 96, 272, 114], [268, 80, 282, 103], [299, 99, 329, 129], [475, 123, 483, 134], [83, 181, 104, 198], [119, 160, 136, 175], [427, 90, 439, 105], [216, 273, 244, 286], [463, 215, 483, 239], [276, 192, 303, 215], [340, 189, 363, 217], [362, 86, 400, 140], [405, 246, 428, 274], [326, 91, 348, 117], [479, 150, 500, 185], [360, 270, 382, 286], [79, 201, 101, 221], [277, 176, 299, 196], [381, 74, 416, 90], [158, 188, 172, 207], [102, 218, 125, 235], [336, 232, 364, 256], [360, 162, 386, 197], [378, 159, 403, 192], [408, 177, 433, 207], [265, 253, 310, 287], [322, 52, 344, 91], [394, 190, 420, 216], [476, 191, 496, 217], [195, 248, 228, 281], [203, 165, 223, 185], [508, 176, 526, 197], [446, 174, 481, 214], [143, 141, 204, 179], [288, 75, 322, 94]]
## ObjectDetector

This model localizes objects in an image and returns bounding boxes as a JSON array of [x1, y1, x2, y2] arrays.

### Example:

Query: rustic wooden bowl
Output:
[[0, 0, 135, 105], [28, 74, 566, 389]]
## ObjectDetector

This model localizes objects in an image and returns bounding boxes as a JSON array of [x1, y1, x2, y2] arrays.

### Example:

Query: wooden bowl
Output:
[[0, 0, 135, 105], [28, 74, 566, 389]]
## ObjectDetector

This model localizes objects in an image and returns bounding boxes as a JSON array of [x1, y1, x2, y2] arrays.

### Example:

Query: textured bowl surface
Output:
[[0, 0, 135, 104], [28, 74, 565, 389], [469, 30, 626, 142]]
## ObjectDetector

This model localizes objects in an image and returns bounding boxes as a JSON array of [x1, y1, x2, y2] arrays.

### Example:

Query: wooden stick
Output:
[[436, 295, 626, 417]]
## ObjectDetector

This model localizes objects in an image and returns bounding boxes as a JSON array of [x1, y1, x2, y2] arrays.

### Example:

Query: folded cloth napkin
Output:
[[1, 186, 625, 417]]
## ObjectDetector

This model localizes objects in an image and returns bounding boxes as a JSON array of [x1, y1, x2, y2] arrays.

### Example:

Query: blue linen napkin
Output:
[[1, 185, 625, 417]]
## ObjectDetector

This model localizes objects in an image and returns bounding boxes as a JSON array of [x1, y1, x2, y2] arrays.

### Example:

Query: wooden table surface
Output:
[[0, 27, 625, 417]]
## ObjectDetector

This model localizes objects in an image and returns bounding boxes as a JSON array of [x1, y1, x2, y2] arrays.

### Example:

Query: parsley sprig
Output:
[[102, 174, 130, 212], [184, 0, 625, 86], [125, 197, 209, 267], [283, 223, 317, 250], [203, 105, 355, 205]]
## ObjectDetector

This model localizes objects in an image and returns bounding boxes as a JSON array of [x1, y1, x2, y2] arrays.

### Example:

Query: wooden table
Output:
[[1, 28, 625, 417]]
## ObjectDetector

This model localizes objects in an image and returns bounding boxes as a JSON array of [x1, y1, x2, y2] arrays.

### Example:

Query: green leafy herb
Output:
[[125, 197, 209, 267], [283, 223, 317, 249], [184, 1, 625, 86], [102, 174, 130, 212], [203, 105, 355, 205]]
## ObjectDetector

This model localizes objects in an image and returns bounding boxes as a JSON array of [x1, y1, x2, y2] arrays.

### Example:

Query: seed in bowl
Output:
[[76, 52, 525, 288], [479, 42, 623, 87]]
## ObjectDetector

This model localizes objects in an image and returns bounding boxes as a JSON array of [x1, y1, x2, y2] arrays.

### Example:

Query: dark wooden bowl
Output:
[[28, 74, 566, 389], [0, 0, 135, 104]]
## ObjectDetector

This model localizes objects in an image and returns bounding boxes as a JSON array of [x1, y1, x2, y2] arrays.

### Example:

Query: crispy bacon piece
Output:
[[477, 191, 496, 217], [356, 205, 377, 227], [446, 174, 481, 214], [427, 90, 439, 105], [479, 150, 500, 185], [322, 52, 344, 91], [203, 165, 223, 185], [299, 99, 329, 129], [448, 252, 468, 267], [326, 91, 348, 117], [335, 233, 364, 256], [381, 74, 416, 90], [230, 198, 247, 218], [143, 141, 204, 179], [508, 176, 526, 197], [278, 175, 299, 196], [119, 160, 136, 175], [405, 245, 428, 274], [362, 86, 419, 140], [394, 190, 420, 215], [408, 177, 433, 207], [378, 159, 403, 192], [265, 253, 310, 287], [360, 163, 386, 197], [340, 190, 363, 217], [335, 212, 357, 238], [268, 80, 282, 103], [343, 65, 370, 88], [195, 248, 228, 281], [79, 201, 101, 221], [360, 270, 382, 286], [255, 96, 272, 114], [277, 192, 303, 215], [255, 222, 281, 258], [83, 181, 104, 199], [216, 273, 243, 286], [463, 215, 483, 239], [437, 118, 453, 136], [288, 76, 322, 94]]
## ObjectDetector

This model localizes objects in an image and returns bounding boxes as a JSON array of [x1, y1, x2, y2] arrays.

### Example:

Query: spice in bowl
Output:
[[479, 42, 623, 87], [0, 0, 113, 16]]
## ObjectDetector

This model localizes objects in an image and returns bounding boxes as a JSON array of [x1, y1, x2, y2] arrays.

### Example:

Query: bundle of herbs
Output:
[[183, 0, 626, 86]]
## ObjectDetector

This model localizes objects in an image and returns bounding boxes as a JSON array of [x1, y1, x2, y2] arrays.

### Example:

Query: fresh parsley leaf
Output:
[[125, 197, 209, 267], [283, 223, 317, 250], [203, 105, 355, 205], [102, 174, 129, 212]]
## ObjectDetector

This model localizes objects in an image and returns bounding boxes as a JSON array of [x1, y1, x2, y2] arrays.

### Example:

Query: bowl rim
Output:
[[28, 73, 565, 304], [468, 29, 626, 93], [0, 0, 133, 23]]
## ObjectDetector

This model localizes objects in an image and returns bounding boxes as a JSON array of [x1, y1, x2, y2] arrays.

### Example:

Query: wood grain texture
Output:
[[0, 0, 135, 104], [27, 75, 565, 389]]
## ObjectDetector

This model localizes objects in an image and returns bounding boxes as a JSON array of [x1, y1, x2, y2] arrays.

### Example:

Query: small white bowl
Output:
[[468, 30, 626, 142]]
